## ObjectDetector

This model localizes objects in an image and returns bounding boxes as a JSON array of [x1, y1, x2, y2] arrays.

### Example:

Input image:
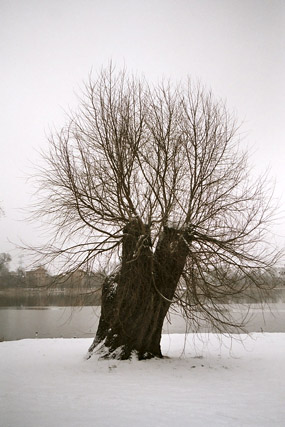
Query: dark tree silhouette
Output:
[[34, 65, 278, 359]]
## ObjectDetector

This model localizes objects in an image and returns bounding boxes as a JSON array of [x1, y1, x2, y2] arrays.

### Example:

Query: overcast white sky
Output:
[[0, 0, 284, 269]]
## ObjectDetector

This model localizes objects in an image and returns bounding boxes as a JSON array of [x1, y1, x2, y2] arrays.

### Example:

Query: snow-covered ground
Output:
[[1, 333, 285, 427]]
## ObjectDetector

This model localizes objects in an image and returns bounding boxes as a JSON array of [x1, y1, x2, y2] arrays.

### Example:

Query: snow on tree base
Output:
[[87, 339, 162, 361]]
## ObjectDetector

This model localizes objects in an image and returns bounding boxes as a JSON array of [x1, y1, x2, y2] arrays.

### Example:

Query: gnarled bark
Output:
[[88, 220, 189, 360]]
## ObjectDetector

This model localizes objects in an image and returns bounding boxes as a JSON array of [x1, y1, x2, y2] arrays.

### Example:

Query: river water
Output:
[[1, 302, 285, 341]]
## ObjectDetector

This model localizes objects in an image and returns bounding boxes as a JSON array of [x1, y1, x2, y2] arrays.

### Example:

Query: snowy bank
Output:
[[1, 333, 285, 427]]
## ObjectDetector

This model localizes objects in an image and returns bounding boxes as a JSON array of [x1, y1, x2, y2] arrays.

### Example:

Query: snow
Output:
[[1, 333, 285, 427]]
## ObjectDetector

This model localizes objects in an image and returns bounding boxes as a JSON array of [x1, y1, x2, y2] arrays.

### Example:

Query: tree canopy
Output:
[[33, 65, 279, 359]]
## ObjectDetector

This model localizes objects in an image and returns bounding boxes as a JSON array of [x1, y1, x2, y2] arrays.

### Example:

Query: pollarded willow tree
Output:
[[35, 65, 278, 360]]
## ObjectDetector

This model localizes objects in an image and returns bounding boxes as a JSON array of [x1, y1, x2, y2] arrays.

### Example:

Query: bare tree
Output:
[[34, 65, 279, 359]]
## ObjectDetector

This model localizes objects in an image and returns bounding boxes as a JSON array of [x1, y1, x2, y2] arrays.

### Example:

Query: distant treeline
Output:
[[0, 267, 105, 290], [0, 255, 105, 306], [0, 253, 105, 291], [1, 253, 285, 305]]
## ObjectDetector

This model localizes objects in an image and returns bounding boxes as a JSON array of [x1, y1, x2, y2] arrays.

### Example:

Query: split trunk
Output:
[[88, 219, 189, 360]]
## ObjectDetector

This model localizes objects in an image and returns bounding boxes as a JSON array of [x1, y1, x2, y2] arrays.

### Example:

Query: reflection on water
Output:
[[0, 306, 101, 341], [0, 288, 101, 307], [1, 303, 285, 342], [0, 288, 285, 342], [1, 287, 284, 308]]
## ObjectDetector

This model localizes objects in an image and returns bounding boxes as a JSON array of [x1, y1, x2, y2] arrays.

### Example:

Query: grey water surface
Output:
[[1, 301, 285, 341]]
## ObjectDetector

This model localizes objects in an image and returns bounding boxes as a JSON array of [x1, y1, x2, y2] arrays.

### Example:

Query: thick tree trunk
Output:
[[88, 220, 189, 360]]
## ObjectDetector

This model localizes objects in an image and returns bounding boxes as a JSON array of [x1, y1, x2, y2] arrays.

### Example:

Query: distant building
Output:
[[278, 267, 285, 277], [55, 269, 105, 290], [25, 266, 49, 287]]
